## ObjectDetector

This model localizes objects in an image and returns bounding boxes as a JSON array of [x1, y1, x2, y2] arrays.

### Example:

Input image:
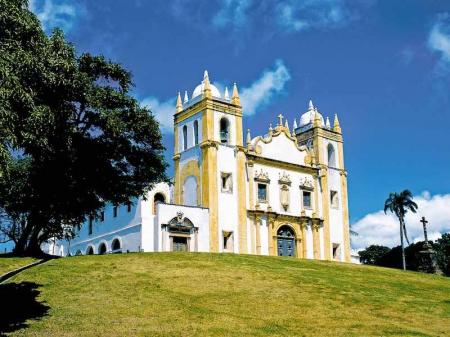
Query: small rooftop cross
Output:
[[277, 114, 284, 126], [420, 216, 430, 248]]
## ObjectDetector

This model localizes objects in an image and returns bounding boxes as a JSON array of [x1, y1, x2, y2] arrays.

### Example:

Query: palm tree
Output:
[[384, 190, 418, 270]]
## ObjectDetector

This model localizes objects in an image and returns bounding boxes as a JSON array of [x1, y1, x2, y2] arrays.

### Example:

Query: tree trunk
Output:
[[400, 217, 406, 270], [13, 222, 33, 256], [26, 225, 44, 257]]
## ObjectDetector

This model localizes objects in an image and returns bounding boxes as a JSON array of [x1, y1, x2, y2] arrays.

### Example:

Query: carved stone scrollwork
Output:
[[278, 171, 291, 186], [299, 177, 314, 191], [254, 169, 270, 183]]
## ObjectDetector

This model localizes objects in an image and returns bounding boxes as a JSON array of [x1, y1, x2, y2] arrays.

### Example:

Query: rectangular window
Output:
[[223, 231, 233, 252], [113, 206, 118, 217], [258, 183, 267, 202], [88, 216, 93, 235], [302, 191, 312, 208], [100, 211, 105, 222], [221, 172, 232, 193], [330, 190, 339, 208], [332, 243, 341, 260]]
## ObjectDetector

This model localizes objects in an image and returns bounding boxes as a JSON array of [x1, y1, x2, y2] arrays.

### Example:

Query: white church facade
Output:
[[47, 71, 351, 262]]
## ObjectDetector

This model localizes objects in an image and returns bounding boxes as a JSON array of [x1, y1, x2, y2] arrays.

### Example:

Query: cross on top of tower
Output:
[[277, 114, 284, 126]]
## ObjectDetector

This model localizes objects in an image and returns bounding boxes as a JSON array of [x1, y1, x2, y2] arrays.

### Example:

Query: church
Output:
[[46, 71, 351, 262]]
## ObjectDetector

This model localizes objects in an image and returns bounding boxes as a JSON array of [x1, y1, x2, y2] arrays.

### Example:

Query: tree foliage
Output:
[[358, 245, 391, 265], [0, 0, 167, 255]]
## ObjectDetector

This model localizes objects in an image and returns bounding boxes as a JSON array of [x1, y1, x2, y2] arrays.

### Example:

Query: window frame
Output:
[[330, 190, 339, 209], [257, 183, 268, 203]]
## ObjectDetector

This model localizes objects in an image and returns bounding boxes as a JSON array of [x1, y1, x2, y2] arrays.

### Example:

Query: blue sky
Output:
[[21, 0, 450, 251]]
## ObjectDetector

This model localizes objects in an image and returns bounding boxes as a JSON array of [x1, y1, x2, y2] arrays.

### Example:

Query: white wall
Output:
[[156, 203, 210, 252]]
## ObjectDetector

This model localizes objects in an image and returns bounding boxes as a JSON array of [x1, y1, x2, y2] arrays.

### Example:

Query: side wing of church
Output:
[[47, 71, 351, 262]]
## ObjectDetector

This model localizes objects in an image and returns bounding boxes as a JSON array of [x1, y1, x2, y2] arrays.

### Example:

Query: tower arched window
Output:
[[193, 120, 199, 145], [219, 117, 230, 144], [153, 192, 166, 214], [183, 125, 188, 151], [327, 143, 336, 168]]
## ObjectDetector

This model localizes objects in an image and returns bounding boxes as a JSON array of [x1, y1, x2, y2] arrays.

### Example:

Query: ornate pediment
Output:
[[167, 211, 194, 232], [254, 169, 270, 183], [278, 171, 291, 186], [299, 177, 314, 190]]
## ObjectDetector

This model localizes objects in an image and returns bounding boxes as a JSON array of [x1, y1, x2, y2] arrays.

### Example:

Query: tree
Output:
[[358, 245, 391, 265], [0, 0, 167, 255], [384, 190, 418, 270], [435, 233, 450, 276]]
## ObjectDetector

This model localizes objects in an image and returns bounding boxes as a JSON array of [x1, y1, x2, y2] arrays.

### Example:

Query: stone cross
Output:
[[420, 216, 429, 247], [277, 114, 284, 126]]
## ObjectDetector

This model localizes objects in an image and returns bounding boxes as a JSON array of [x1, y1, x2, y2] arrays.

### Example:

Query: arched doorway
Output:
[[98, 242, 107, 255], [86, 246, 94, 255], [277, 225, 295, 257]]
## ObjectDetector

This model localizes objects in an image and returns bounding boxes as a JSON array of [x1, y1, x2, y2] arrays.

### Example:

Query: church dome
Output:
[[191, 71, 221, 99], [192, 81, 221, 99], [299, 100, 324, 127]]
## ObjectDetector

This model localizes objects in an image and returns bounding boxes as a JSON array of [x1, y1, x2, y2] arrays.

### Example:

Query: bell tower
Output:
[[295, 100, 350, 262], [173, 71, 246, 252]]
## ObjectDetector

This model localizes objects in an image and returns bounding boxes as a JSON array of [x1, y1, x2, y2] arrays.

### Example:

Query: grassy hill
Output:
[[0, 256, 37, 276], [1, 253, 449, 336]]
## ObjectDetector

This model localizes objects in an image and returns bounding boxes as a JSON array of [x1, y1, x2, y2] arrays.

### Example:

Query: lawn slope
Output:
[[0, 256, 37, 276], [2, 253, 449, 337]]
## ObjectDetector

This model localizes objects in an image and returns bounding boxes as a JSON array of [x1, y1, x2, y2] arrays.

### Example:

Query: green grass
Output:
[[2, 253, 450, 336], [0, 256, 37, 275]]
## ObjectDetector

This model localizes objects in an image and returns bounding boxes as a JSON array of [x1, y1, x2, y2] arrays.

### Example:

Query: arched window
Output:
[[111, 238, 121, 252], [86, 246, 94, 255], [327, 143, 336, 168], [98, 243, 107, 255], [183, 176, 198, 206], [153, 192, 166, 214], [219, 118, 230, 144], [193, 120, 199, 145], [75, 250, 82, 256], [183, 125, 188, 151]]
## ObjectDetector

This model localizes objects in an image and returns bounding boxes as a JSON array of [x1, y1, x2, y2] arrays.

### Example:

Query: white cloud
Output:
[[276, 0, 352, 32], [141, 97, 175, 134], [212, 0, 252, 30], [29, 0, 82, 33], [210, 0, 360, 33], [240, 59, 291, 116], [351, 192, 450, 250], [144, 60, 291, 134], [428, 13, 450, 64]]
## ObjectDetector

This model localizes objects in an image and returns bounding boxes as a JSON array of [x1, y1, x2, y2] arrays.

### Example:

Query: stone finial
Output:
[[292, 118, 298, 134], [308, 99, 314, 111], [231, 82, 241, 105], [224, 86, 230, 100], [333, 113, 342, 133], [176, 91, 182, 113], [246, 128, 251, 145], [269, 123, 273, 134], [183, 90, 188, 103], [313, 110, 321, 127], [203, 70, 212, 98], [326, 117, 331, 128], [284, 119, 290, 135]]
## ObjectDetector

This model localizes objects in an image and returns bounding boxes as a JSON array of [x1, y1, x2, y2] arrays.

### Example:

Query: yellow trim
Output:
[[237, 148, 247, 253], [338, 141, 350, 262], [255, 216, 261, 255], [173, 156, 181, 204], [179, 160, 201, 205]]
